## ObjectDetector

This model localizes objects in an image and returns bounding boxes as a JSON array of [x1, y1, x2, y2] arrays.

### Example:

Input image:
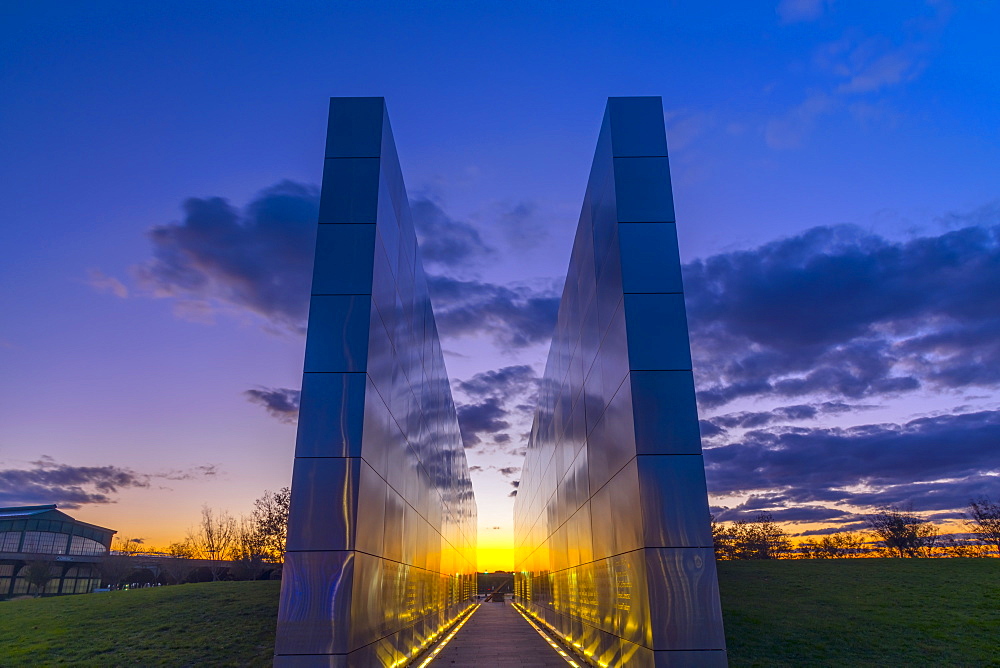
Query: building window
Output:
[[11, 566, 30, 595], [69, 536, 106, 556], [21, 532, 69, 555], [0, 563, 13, 596], [0, 531, 21, 552], [60, 565, 99, 594]]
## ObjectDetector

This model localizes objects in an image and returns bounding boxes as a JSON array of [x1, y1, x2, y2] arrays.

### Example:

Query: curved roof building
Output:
[[0, 505, 115, 598]]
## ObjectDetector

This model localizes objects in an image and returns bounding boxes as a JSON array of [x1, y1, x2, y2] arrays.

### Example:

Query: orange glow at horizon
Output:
[[477, 537, 514, 572]]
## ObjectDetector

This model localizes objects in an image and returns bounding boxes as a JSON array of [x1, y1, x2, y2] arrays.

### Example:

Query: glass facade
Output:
[[275, 98, 478, 667], [513, 98, 727, 667], [0, 529, 107, 556], [69, 535, 107, 556], [22, 531, 69, 554], [0, 505, 113, 599], [0, 532, 20, 552]]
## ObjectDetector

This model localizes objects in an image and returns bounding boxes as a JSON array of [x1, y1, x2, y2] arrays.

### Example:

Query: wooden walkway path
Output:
[[427, 602, 575, 667]]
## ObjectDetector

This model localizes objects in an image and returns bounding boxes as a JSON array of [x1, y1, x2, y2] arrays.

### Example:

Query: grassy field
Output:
[[0, 581, 279, 667], [717, 558, 1000, 667], [0, 560, 997, 666]]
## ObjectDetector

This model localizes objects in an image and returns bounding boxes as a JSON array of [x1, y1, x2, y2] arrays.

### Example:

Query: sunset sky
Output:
[[2, 1, 998, 571]]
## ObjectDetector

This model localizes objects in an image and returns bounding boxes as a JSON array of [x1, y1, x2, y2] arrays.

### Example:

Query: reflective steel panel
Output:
[[276, 98, 477, 666], [513, 97, 726, 666]]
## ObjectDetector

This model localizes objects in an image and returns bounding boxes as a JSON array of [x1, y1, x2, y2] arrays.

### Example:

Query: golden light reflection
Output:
[[417, 603, 479, 667], [513, 602, 583, 667], [477, 539, 514, 572]]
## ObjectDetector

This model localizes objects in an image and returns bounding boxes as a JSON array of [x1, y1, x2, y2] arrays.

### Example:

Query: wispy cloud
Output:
[[494, 201, 547, 251], [776, 0, 828, 24], [86, 269, 129, 298], [0, 456, 220, 508], [768, 4, 949, 148], [765, 93, 836, 150]]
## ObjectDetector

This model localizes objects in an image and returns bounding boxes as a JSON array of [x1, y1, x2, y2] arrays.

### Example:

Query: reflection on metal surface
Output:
[[512, 98, 727, 667], [414, 603, 479, 667], [275, 98, 477, 667], [513, 602, 583, 667]]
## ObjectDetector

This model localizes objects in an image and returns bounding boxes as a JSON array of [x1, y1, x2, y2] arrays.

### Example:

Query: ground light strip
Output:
[[512, 603, 582, 667], [415, 603, 480, 667]]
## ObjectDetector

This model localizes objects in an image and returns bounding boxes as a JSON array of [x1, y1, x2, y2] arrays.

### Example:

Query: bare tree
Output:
[[799, 532, 869, 558], [966, 496, 1000, 556], [937, 535, 988, 558], [188, 506, 237, 581], [710, 515, 733, 560], [25, 560, 56, 596], [712, 513, 791, 559], [100, 535, 143, 588], [864, 505, 938, 558], [731, 513, 791, 559], [159, 541, 195, 584], [231, 517, 269, 581], [251, 487, 290, 563]]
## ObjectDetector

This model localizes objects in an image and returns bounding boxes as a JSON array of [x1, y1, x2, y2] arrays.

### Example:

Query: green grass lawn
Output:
[[717, 558, 1000, 667], [0, 581, 279, 667], [1, 560, 997, 666]]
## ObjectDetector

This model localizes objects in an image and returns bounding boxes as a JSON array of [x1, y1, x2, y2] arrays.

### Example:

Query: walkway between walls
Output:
[[427, 601, 578, 667]]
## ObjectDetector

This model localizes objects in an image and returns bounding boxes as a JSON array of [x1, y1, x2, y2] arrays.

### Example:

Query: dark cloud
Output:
[[454, 366, 539, 452], [244, 387, 300, 423], [457, 397, 510, 447], [712, 405, 818, 430], [131, 183, 558, 349], [706, 401, 875, 432], [428, 276, 559, 350], [795, 522, 870, 537], [0, 457, 219, 508], [508, 480, 520, 498], [134, 181, 319, 332], [686, 223, 1000, 408], [712, 494, 857, 523], [411, 197, 494, 269], [705, 409, 1000, 514], [498, 466, 520, 476], [457, 365, 538, 400], [699, 420, 726, 438]]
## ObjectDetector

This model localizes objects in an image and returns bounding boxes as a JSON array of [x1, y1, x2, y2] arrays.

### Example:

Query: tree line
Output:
[[97, 487, 290, 588], [712, 496, 1000, 560]]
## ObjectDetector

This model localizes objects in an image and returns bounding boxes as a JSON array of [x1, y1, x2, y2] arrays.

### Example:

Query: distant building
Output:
[[0, 505, 115, 598]]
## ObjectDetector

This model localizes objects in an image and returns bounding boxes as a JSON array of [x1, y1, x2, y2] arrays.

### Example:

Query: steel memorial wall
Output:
[[275, 98, 477, 667], [512, 97, 727, 667]]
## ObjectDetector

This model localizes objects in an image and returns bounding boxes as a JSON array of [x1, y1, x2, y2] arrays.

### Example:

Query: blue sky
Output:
[[1, 0, 998, 566]]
